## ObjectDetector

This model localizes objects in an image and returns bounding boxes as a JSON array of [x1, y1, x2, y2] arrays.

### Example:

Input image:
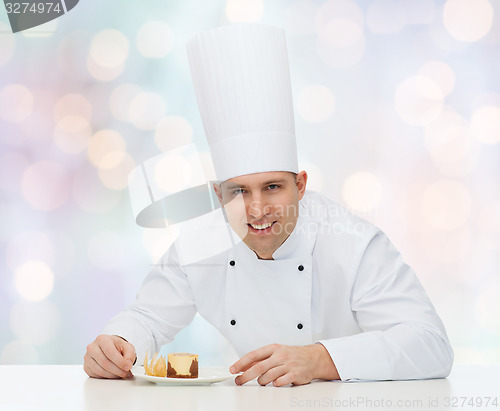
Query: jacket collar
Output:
[[272, 199, 316, 260]]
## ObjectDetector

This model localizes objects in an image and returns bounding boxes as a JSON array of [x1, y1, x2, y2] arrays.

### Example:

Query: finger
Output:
[[87, 343, 130, 378], [85, 353, 121, 379], [273, 371, 309, 387], [90, 354, 133, 379], [98, 345, 132, 378], [85, 350, 120, 379], [83, 361, 98, 378], [92, 356, 132, 379], [231, 344, 276, 374], [235, 357, 278, 386], [100, 338, 132, 372], [230, 361, 257, 377], [257, 364, 288, 386], [115, 338, 136, 368]]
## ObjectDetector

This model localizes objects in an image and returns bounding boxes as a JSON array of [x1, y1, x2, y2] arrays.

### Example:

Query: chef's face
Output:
[[214, 171, 307, 260]]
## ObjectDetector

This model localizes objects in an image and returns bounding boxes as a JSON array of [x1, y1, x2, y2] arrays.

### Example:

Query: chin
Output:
[[246, 240, 279, 256]]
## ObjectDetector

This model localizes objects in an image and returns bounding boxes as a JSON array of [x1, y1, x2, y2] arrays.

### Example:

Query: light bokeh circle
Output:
[[14, 261, 55, 302], [316, 0, 364, 28], [9, 300, 60, 345], [128, 92, 167, 130], [87, 129, 127, 168], [54, 93, 93, 122], [342, 172, 382, 213], [226, 0, 263, 22], [421, 179, 471, 230], [21, 161, 70, 211], [443, 0, 494, 42], [396, 183, 429, 232], [137, 21, 174, 58], [366, 0, 406, 34], [109, 84, 142, 122], [425, 109, 470, 163], [98, 152, 136, 190], [0, 84, 34, 123], [6, 230, 55, 273], [470, 105, 500, 144], [86, 57, 125, 81], [89, 29, 130, 68], [284, 1, 318, 35], [418, 61, 456, 97], [297, 85, 335, 123], [54, 115, 92, 154], [394, 75, 444, 126], [425, 108, 480, 176], [72, 167, 121, 213], [154, 154, 192, 195], [316, 18, 365, 68], [155, 116, 193, 152], [1, 341, 39, 365]]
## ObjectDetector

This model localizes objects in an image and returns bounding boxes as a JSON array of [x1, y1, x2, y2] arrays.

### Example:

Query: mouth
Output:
[[247, 221, 276, 235]]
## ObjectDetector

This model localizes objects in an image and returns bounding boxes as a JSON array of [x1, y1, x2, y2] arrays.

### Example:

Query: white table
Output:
[[0, 364, 498, 410]]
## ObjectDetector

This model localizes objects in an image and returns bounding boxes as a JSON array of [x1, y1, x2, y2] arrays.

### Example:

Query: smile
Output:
[[247, 221, 276, 235], [250, 222, 273, 230]]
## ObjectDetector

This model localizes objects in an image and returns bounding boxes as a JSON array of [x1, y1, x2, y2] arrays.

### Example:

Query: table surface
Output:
[[0, 364, 498, 411]]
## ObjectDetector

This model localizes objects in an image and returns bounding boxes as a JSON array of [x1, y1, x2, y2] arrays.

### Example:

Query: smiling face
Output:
[[214, 171, 307, 260]]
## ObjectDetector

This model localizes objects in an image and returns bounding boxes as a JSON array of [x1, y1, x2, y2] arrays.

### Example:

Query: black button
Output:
[[230, 319, 236, 326], [298, 265, 304, 271], [297, 323, 303, 330], [229, 260, 235, 266]]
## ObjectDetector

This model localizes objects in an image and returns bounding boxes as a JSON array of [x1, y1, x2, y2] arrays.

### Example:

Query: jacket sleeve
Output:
[[318, 230, 454, 381], [101, 243, 197, 363]]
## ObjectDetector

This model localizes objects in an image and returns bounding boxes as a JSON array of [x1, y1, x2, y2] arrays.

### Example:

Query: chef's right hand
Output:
[[84, 335, 136, 379]]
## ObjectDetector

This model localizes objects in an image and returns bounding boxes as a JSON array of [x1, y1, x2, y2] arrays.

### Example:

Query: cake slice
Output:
[[167, 353, 198, 378]]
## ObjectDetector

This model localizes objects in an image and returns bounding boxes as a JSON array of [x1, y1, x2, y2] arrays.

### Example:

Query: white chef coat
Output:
[[102, 190, 454, 381]]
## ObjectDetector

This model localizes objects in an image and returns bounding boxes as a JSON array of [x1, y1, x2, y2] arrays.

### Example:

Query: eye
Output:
[[267, 184, 280, 190], [232, 188, 245, 195]]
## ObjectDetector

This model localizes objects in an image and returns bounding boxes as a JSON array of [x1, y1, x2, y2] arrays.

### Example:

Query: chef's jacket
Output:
[[102, 191, 454, 381]]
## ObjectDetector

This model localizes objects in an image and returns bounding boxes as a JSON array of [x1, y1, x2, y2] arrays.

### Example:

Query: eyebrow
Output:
[[223, 179, 289, 190]]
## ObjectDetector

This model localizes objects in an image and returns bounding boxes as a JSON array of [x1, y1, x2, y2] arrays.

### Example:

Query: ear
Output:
[[295, 171, 308, 201], [213, 182, 224, 207]]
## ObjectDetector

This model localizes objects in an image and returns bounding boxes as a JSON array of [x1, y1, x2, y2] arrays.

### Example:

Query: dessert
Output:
[[143, 351, 166, 377], [167, 353, 198, 378]]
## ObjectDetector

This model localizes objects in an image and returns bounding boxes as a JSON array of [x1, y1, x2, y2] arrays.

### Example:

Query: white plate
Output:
[[132, 365, 236, 386]]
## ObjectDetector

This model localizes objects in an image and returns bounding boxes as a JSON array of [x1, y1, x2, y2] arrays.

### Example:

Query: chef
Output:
[[84, 24, 454, 385]]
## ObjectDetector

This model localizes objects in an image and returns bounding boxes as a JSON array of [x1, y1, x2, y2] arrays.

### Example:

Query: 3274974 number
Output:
[[5, 2, 62, 14], [443, 396, 499, 408]]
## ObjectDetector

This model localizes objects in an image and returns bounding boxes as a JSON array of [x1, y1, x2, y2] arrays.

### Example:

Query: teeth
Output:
[[250, 222, 272, 230]]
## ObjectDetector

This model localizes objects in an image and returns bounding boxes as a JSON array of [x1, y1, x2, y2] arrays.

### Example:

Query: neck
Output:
[[255, 252, 274, 260]]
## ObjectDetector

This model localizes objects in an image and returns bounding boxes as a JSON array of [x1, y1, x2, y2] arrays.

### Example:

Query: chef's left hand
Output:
[[229, 343, 339, 387]]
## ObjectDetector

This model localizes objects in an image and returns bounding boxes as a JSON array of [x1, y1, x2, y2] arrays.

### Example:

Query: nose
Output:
[[247, 193, 270, 220]]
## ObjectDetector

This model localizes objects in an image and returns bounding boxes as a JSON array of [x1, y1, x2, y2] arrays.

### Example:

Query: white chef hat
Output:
[[186, 23, 298, 182]]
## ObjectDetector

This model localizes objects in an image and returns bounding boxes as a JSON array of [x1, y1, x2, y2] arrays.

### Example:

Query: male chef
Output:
[[84, 24, 454, 385]]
